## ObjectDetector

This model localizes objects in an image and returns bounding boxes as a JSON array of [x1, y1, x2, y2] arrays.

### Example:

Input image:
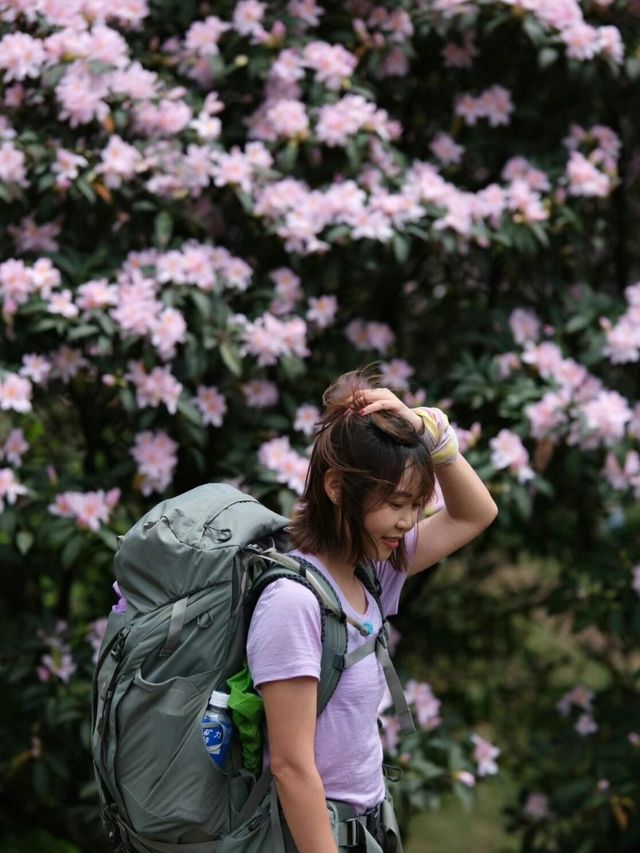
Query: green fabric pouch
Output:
[[227, 663, 264, 776]]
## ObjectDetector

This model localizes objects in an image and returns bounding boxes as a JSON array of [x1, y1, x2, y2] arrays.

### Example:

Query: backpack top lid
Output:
[[114, 483, 290, 613]]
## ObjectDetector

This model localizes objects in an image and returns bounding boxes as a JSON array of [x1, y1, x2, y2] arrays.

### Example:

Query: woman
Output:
[[247, 369, 498, 852]]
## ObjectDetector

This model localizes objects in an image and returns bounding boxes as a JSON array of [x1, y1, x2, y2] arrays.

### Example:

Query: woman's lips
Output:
[[381, 537, 400, 549]]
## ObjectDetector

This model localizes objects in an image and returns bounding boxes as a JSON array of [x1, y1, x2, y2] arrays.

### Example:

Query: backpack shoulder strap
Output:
[[355, 561, 384, 620], [244, 550, 349, 717]]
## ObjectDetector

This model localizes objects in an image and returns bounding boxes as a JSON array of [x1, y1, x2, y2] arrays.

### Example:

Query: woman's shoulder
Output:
[[252, 575, 322, 622]]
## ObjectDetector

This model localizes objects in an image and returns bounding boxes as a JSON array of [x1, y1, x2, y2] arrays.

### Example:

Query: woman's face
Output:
[[362, 467, 424, 560]]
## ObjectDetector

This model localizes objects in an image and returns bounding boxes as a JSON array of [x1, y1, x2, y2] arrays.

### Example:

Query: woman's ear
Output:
[[324, 469, 342, 505]]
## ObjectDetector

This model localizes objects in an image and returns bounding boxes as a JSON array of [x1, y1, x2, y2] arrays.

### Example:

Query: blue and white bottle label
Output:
[[203, 722, 224, 754]]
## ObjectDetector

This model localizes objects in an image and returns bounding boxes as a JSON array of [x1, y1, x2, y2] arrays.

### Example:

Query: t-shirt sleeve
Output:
[[247, 578, 322, 688], [373, 525, 418, 616]]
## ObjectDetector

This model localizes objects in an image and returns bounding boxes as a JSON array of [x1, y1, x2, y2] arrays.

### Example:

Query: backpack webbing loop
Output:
[[159, 597, 188, 657]]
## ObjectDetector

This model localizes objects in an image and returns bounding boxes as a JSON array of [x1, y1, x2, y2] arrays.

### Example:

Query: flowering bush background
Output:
[[1, 0, 639, 850]]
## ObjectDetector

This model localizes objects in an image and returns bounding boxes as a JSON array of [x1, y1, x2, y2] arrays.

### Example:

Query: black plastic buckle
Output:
[[343, 817, 363, 847]]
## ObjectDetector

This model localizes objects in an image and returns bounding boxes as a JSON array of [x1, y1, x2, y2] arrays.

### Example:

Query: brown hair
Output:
[[289, 368, 435, 571]]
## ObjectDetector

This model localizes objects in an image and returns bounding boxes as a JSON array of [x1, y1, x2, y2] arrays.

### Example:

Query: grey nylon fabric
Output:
[[114, 483, 289, 613], [92, 484, 289, 850]]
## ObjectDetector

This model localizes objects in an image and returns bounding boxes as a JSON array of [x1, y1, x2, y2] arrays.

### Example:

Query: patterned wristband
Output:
[[414, 407, 459, 467]]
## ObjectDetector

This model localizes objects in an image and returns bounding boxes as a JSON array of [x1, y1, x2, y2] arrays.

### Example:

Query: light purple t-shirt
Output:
[[246, 531, 414, 814]]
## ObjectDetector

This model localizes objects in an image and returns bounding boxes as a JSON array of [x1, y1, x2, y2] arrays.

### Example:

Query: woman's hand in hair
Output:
[[355, 387, 425, 434]]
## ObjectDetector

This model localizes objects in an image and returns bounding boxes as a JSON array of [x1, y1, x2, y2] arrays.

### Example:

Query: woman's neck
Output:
[[314, 550, 356, 584]]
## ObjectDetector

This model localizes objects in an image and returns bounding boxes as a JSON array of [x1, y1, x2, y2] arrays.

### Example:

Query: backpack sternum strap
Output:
[[333, 623, 415, 735]]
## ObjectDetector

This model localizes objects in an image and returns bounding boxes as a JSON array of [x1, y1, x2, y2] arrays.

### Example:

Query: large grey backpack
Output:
[[91, 483, 413, 853]]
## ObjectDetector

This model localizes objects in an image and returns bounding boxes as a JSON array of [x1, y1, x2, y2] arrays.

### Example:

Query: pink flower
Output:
[[47, 289, 79, 319], [404, 679, 441, 730], [242, 379, 279, 408], [190, 112, 222, 140], [575, 713, 598, 736], [0, 141, 27, 185], [303, 41, 358, 90], [77, 279, 119, 311], [454, 771, 476, 788], [193, 385, 227, 427], [0, 467, 28, 511], [151, 307, 187, 360], [38, 649, 76, 683], [56, 63, 110, 127], [287, 0, 324, 28], [185, 16, 230, 56], [98, 136, 142, 189], [109, 61, 158, 99], [502, 157, 550, 192], [507, 179, 548, 223], [258, 434, 309, 493], [126, 362, 183, 414], [294, 404, 320, 436], [567, 151, 611, 198], [378, 714, 401, 755], [270, 267, 303, 314], [3, 427, 28, 466], [306, 294, 337, 329], [603, 318, 640, 363], [49, 346, 87, 383], [0, 373, 32, 413], [556, 685, 594, 716], [239, 312, 309, 366], [495, 352, 521, 378], [521, 341, 564, 379], [211, 147, 254, 193], [8, 216, 61, 254], [380, 358, 414, 391], [111, 271, 161, 337], [525, 392, 568, 439], [598, 26, 624, 63], [430, 132, 464, 166], [131, 430, 178, 495], [31, 258, 61, 297], [509, 308, 541, 345], [0, 257, 33, 308], [52, 147, 87, 189], [266, 99, 309, 138], [232, 0, 267, 41], [523, 793, 550, 820], [562, 23, 600, 61], [454, 422, 481, 454], [442, 32, 477, 68], [20, 354, 51, 385], [48, 488, 120, 531], [454, 93, 483, 126], [489, 429, 534, 483], [87, 617, 109, 663], [477, 85, 513, 127], [579, 390, 632, 447], [345, 319, 395, 354], [0, 32, 46, 82], [470, 733, 500, 776]]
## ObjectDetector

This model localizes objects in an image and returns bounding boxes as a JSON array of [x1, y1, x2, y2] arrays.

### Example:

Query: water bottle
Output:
[[202, 689, 233, 768]]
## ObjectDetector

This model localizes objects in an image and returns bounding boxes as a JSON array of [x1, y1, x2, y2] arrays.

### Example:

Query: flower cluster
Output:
[[258, 435, 309, 495], [48, 488, 120, 531], [556, 685, 598, 736], [37, 621, 77, 683]]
